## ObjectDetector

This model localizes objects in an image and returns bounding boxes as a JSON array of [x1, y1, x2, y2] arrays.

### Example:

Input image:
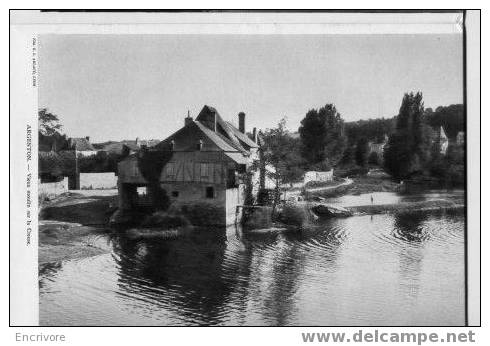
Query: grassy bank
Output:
[[306, 175, 399, 199], [39, 191, 117, 266]]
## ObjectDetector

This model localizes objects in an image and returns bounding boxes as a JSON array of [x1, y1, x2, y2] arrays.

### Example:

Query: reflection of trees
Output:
[[240, 223, 343, 326], [112, 229, 237, 325], [394, 212, 426, 242], [393, 213, 427, 300], [111, 222, 346, 326], [263, 237, 304, 325]]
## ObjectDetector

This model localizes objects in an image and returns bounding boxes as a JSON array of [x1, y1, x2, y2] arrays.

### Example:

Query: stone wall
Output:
[[80, 172, 117, 190], [39, 177, 68, 197], [161, 181, 228, 226]]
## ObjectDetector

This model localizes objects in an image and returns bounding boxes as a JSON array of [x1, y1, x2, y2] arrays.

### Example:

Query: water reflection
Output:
[[393, 213, 428, 302], [112, 230, 237, 325], [39, 209, 465, 326]]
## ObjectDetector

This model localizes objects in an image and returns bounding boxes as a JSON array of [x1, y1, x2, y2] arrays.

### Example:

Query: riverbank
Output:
[[39, 190, 117, 265], [347, 199, 465, 215], [304, 175, 399, 199], [38, 184, 464, 265]]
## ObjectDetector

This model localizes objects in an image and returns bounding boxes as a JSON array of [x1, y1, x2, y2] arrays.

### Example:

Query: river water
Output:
[[39, 194, 465, 326]]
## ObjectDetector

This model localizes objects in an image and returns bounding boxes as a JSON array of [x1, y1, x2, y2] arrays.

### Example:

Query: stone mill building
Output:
[[116, 105, 263, 226]]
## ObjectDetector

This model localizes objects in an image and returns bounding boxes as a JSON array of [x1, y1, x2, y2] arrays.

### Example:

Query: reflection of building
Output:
[[112, 231, 236, 325], [117, 105, 264, 226]]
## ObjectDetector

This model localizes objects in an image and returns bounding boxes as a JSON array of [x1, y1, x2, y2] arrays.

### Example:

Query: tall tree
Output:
[[355, 137, 369, 167], [384, 92, 430, 180], [298, 104, 346, 168]]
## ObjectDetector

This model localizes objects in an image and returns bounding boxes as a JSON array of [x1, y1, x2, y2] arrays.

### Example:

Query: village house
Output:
[[68, 136, 97, 157], [456, 131, 465, 146], [368, 134, 389, 161], [117, 105, 263, 226], [97, 138, 160, 155], [432, 126, 449, 155]]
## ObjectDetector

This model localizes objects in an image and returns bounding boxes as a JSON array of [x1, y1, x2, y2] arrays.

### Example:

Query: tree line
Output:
[[260, 93, 465, 188], [38, 109, 126, 181]]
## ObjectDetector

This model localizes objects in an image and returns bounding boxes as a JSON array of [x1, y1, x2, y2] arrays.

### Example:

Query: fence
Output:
[[39, 177, 68, 197], [79, 172, 117, 190]]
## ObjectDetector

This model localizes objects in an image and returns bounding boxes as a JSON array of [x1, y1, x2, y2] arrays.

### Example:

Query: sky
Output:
[[38, 34, 463, 143]]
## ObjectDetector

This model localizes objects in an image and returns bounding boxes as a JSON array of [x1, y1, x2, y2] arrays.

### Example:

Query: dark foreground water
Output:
[[39, 208, 465, 326]]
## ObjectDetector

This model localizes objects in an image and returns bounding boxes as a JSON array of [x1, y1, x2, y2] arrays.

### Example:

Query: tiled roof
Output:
[[70, 138, 95, 151], [196, 105, 248, 153], [193, 121, 241, 152], [154, 105, 260, 157], [226, 121, 259, 148]]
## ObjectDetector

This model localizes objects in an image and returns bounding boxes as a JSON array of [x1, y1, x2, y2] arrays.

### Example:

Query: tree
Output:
[[355, 137, 369, 167], [425, 104, 464, 140], [345, 117, 395, 145], [383, 92, 431, 180], [39, 108, 62, 136], [298, 104, 346, 167], [261, 117, 304, 190], [137, 148, 174, 211]]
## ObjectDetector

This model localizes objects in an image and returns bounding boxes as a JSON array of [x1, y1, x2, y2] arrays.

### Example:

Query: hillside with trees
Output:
[[260, 96, 464, 189]]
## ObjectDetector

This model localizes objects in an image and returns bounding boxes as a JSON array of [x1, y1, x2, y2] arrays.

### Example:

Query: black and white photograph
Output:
[[9, 9, 481, 333]]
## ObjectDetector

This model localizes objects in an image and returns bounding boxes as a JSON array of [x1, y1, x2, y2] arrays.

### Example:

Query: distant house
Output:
[[117, 105, 263, 226], [304, 169, 334, 184], [368, 134, 389, 160], [431, 126, 449, 155], [456, 131, 465, 146], [68, 136, 97, 157], [98, 138, 160, 155]]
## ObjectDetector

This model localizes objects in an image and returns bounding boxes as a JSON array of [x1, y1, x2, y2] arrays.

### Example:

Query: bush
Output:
[[172, 202, 225, 226], [141, 211, 190, 228], [277, 203, 315, 227], [335, 166, 369, 178]]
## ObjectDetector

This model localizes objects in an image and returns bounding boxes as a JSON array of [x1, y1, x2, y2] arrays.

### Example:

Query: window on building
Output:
[[172, 191, 179, 197], [132, 161, 139, 177], [165, 163, 175, 180], [206, 186, 214, 199], [200, 163, 210, 180]]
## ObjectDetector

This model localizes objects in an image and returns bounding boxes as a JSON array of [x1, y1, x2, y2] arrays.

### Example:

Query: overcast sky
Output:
[[39, 34, 463, 142]]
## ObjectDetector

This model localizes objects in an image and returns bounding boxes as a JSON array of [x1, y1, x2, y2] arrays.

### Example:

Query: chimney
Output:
[[252, 127, 257, 143], [85, 136, 90, 142], [238, 112, 246, 133], [185, 110, 193, 126], [135, 137, 140, 147]]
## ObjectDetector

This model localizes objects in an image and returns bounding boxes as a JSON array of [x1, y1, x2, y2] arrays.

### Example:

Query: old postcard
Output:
[[10, 10, 480, 334]]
